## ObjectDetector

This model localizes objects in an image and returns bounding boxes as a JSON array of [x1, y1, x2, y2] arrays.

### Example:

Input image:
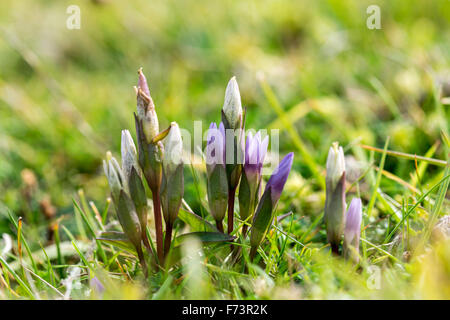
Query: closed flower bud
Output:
[[250, 153, 293, 258], [344, 198, 362, 263], [324, 142, 346, 254], [239, 131, 269, 235], [205, 122, 226, 174], [121, 130, 139, 189], [205, 122, 228, 229], [222, 76, 243, 130], [161, 123, 184, 227], [136, 68, 159, 142], [116, 190, 142, 249], [134, 114, 163, 193], [326, 142, 345, 190], [103, 153, 125, 202], [163, 122, 183, 176]]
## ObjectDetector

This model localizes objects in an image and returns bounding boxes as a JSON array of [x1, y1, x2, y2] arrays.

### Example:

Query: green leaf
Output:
[[178, 206, 218, 232], [97, 231, 137, 255], [173, 232, 236, 247], [116, 190, 142, 248], [250, 186, 274, 249]]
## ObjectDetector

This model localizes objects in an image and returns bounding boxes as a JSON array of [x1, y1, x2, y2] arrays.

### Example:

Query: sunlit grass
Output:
[[0, 0, 449, 299]]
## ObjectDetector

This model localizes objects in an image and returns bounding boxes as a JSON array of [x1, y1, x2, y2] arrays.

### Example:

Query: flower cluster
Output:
[[103, 70, 294, 274], [104, 69, 184, 272], [206, 76, 294, 260]]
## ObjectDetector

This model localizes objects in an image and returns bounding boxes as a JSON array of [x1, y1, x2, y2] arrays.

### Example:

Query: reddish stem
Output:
[[164, 223, 173, 258], [227, 188, 236, 234], [242, 224, 248, 238], [216, 220, 224, 233]]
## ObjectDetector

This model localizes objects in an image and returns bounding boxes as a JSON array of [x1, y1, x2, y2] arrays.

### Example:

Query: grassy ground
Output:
[[0, 0, 449, 299]]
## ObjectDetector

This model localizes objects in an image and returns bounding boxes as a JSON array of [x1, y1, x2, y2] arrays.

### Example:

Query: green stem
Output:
[[152, 190, 164, 264]]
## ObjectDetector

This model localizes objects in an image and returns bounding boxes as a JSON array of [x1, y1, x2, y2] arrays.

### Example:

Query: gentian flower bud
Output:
[[161, 122, 184, 228], [239, 131, 269, 236], [103, 153, 145, 272], [324, 142, 346, 254], [344, 198, 362, 263], [136, 68, 159, 142], [121, 130, 139, 188], [134, 68, 164, 263], [326, 142, 345, 190], [161, 122, 184, 255], [221, 77, 245, 234], [120, 130, 151, 250], [103, 153, 125, 202], [205, 122, 228, 232], [134, 69, 163, 193], [250, 152, 293, 259], [222, 76, 243, 131]]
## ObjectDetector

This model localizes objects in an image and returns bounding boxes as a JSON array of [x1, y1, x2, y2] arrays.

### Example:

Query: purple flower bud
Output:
[[239, 131, 269, 231], [265, 152, 294, 206], [90, 276, 105, 295], [344, 198, 362, 262], [249, 152, 293, 257], [244, 131, 269, 179], [324, 142, 346, 254], [206, 122, 226, 174]]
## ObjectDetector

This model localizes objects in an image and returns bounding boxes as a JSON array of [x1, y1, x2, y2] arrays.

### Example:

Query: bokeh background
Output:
[[0, 0, 448, 235]]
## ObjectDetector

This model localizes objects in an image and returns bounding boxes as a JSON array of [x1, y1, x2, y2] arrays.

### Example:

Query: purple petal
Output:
[[344, 198, 362, 243], [90, 276, 105, 294], [219, 122, 226, 164], [258, 135, 269, 168], [207, 122, 217, 146], [206, 122, 226, 167], [245, 132, 253, 164], [265, 152, 294, 205]]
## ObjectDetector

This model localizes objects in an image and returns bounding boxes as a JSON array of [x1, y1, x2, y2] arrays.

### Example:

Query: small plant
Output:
[[100, 69, 294, 273]]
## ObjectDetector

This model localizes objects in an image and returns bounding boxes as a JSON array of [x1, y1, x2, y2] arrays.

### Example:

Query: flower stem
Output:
[[136, 245, 148, 278], [164, 223, 173, 257], [152, 190, 164, 264], [242, 224, 248, 238], [227, 188, 236, 234], [216, 220, 224, 233], [331, 243, 340, 255]]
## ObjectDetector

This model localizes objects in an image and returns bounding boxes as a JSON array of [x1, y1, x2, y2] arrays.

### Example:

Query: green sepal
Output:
[[116, 190, 142, 249], [161, 163, 184, 226], [238, 171, 255, 221], [324, 172, 346, 247], [128, 166, 148, 229], [250, 186, 274, 249], [97, 231, 137, 255], [207, 164, 228, 222], [134, 113, 163, 192]]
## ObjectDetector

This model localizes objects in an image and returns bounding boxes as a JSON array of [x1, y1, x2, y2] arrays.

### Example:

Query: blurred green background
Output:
[[0, 0, 448, 231]]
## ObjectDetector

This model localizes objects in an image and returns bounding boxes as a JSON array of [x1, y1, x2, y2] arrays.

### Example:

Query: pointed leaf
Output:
[[96, 231, 137, 255], [173, 232, 236, 247], [178, 206, 218, 232]]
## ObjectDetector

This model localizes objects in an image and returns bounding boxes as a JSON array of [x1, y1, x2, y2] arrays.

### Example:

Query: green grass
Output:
[[0, 0, 449, 299]]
